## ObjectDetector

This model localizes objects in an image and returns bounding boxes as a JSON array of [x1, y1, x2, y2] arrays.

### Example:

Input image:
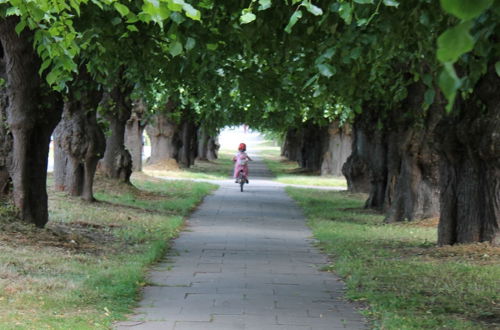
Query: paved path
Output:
[[116, 158, 366, 330]]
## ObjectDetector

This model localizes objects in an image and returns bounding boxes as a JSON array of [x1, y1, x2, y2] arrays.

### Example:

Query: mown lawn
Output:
[[287, 187, 500, 330], [258, 141, 347, 187], [0, 174, 216, 329]]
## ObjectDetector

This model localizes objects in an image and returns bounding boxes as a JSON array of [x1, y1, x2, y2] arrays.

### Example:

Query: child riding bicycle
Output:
[[233, 143, 252, 183]]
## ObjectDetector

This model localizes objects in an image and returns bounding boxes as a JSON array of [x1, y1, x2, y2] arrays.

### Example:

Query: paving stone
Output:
[[115, 155, 366, 330]]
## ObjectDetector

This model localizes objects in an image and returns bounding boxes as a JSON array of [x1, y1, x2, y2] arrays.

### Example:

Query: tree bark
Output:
[[0, 45, 12, 198], [197, 127, 209, 161], [100, 79, 133, 183], [177, 113, 198, 168], [436, 67, 500, 245], [282, 128, 302, 161], [384, 83, 441, 223], [53, 68, 105, 201], [0, 17, 62, 227], [125, 99, 146, 172], [207, 136, 220, 161], [296, 122, 329, 172], [342, 122, 372, 193], [321, 122, 352, 176], [146, 113, 179, 164]]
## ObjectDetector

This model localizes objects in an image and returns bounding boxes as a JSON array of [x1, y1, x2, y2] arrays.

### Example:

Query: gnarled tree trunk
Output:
[[125, 99, 146, 172], [321, 122, 352, 176], [0, 17, 62, 227], [100, 79, 133, 183], [342, 121, 374, 194], [146, 113, 179, 165], [0, 46, 12, 198], [53, 69, 105, 201], [384, 84, 441, 223], [206, 136, 220, 161], [436, 67, 500, 245]]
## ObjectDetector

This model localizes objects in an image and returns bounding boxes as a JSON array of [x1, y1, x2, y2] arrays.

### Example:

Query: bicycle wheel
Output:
[[239, 172, 244, 192]]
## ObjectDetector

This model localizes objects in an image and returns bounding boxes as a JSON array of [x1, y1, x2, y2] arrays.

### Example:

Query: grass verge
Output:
[[143, 150, 234, 180], [257, 141, 347, 187], [286, 187, 500, 329], [0, 173, 217, 329]]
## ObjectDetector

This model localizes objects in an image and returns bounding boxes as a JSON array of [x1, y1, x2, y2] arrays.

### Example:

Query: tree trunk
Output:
[[436, 67, 500, 245], [297, 122, 329, 172], [177, 116, 198, 168], [363, 129, 388, 210], [146, 113, 179, 164], [125, 99, 146, 172], [342, 123, 372, 193], [384, 84, 441, 223], [321, 122, 352, 176], [100, 81, 133, 183], [0, 17, 62, 227], [0, 48, 12, 198], [53, 69, 105, 201], [207, 136, 220, 161], [282, 128, 302, 161], [197, 127, 209, 161]]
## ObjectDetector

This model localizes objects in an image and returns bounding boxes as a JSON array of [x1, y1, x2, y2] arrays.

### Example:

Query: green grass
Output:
[[286, 187, 500, 330], [0, 175, 217, 329], [257, 142, 347, 187], [143, 150, 234, 180]]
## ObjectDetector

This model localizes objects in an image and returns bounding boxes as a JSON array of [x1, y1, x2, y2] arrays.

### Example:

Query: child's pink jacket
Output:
[[233, 151, 250, 178]]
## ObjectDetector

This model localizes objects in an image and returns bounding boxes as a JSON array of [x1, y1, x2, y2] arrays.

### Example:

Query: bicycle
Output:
[[237, 170, 247, 192]]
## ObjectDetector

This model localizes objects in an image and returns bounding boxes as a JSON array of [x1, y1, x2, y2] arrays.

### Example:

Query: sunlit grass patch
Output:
[[257, 142, 347, 187], [143, 151, 234, 180], [287, 187, 500, 329], [0, 174, 217, 329]]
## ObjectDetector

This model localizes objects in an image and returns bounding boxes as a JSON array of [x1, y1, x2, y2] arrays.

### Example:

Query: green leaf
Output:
[[317, 63, 336, 78], [383, 0, 399, 6], [439, 63, 462, 112], [185, 37, 196, 51], [303, 74, 319, 89], [181, 2, 201, 20], [169, 41, 183, 57], [338, 3, 353, 24], [285, 10, 303, 33], [353, 0, 374, 4], [206, 43, 218, 50], [15, 20, 26, 35], [258, 0, 272, 11], [423, 88, 435, 109], [46, 69, 59, 86], [440, 0, 493, 20], [127, 25, 139, 32], [495, 61, 500, 76], [303, 1, 323, 16], [240, 12, 256, 24], [114, 3, 130, 17], [39, 59, 52, 75], [422, 74, 433, 87], [436, 21, 474, 63]]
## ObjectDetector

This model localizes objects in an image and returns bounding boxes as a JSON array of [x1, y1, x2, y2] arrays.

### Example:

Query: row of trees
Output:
[[0, 0, 498, 246]]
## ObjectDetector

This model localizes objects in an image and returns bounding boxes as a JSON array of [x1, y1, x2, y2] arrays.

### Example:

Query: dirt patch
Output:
[[0, 219, 117, 255], [422, 242, 500, 265], [144, 159, 180, 171], [93, 173, 168, 201], [396, 217, 439, 228]]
